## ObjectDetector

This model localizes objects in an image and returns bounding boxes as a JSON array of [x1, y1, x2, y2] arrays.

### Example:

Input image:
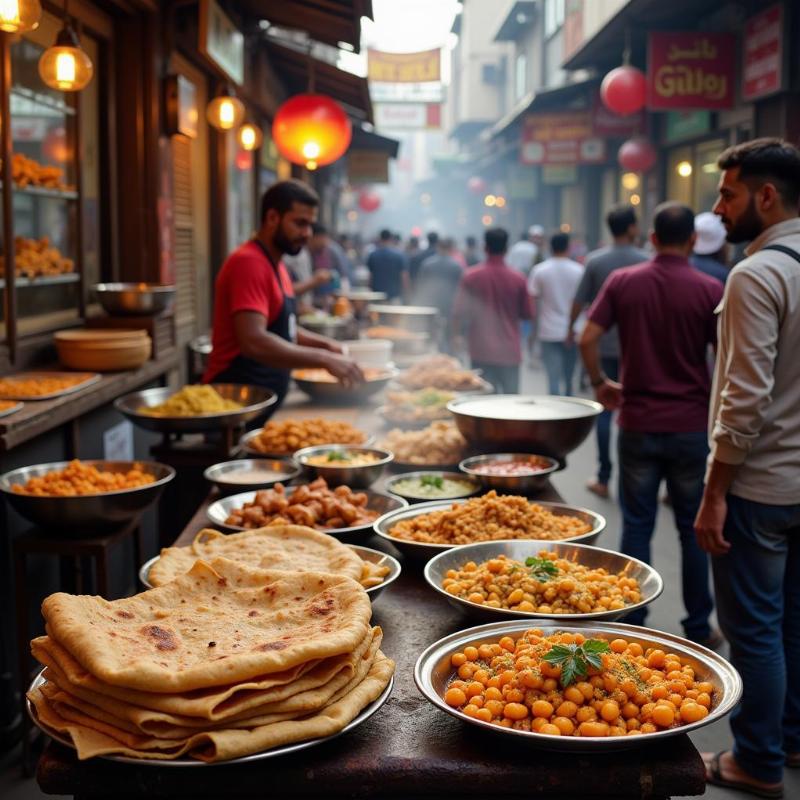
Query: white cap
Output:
[[528, 224, 544, 237], [694, 212, 727, 255]]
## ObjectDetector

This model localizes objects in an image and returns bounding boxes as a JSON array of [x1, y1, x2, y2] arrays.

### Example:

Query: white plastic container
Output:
[[342, 338, 393, 368]]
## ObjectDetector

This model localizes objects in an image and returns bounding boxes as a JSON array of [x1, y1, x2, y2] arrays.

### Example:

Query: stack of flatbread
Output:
[[28, 558, 394, 762], [148, 525, 390, 590]]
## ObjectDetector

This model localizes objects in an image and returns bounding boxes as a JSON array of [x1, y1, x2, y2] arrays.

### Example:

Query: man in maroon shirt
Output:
[[579, 203, 723, 646], [450, 227, 532, 393]]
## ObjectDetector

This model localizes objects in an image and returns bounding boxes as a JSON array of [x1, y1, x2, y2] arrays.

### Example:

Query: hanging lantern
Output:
[[207, 90, 245, 131], [467, 176, 486, 195], [0, 0, 41, 33], [618, 137, 657, 173], [237, 122, 263, 152], [272, 93, 352, 171], [358, 190, 381, 213], [600, 65, 647, 116], [38, 11, 93, 92]]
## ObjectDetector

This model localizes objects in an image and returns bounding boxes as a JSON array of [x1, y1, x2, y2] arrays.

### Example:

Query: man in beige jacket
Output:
[[694, 138, 800, 799]]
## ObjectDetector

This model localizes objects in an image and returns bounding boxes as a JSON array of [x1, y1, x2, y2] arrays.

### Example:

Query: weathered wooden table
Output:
[[33, 394, 706, 798]]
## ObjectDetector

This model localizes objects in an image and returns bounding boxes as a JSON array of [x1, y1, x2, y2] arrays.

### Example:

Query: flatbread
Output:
[[42, 558, 372, 692], [28, 652, 395, 762], [148, 526, 366, 588]]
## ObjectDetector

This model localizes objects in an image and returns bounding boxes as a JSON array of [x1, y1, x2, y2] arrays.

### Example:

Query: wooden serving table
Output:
[[33, 396, 706, 798]]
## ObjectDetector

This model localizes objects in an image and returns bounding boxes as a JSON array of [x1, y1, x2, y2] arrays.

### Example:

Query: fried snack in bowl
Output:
[[141, 385, 242, 417], [379, 421, 466, 466], [248, 418, 368, 455], [292, 367, 391, 383], [11, 459, 155, 497]]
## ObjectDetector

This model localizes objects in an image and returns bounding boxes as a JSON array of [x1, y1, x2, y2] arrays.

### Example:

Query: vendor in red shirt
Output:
[[203, 180, 362, 411]]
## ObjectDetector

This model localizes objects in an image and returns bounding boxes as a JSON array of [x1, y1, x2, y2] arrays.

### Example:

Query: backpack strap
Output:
[[761, 244, 800, 264]]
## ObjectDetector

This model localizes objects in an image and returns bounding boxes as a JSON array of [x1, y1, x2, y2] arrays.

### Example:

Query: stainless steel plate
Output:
[[207, 486, 407, 543], [294, 444, 393, 489], [373, 498, 605, 560], [203, 458, 301, 496], [0, 401, 23, 418], [415, 620, 741, 751], [138, 543, 401, 601], [27, 670, 393, 766], [423, 539, 663, 622], [239, 428, 375, 458], [292, 368, 398, 405], [115, 384, 277, 434], [0, 372, 101, 400]]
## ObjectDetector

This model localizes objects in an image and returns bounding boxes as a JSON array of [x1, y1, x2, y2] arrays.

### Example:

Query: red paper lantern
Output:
[[618, 137, 657, 173], [600, 65, 647, 116], [358, 190, 381, 213], [467, 176, 486, 195], [272, 93, 352, 170]]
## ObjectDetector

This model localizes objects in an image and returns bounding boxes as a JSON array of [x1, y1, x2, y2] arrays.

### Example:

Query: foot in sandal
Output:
[[703, 750, 783, 799]]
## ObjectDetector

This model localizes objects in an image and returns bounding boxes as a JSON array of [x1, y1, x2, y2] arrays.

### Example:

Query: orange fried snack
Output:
[[0, 374, 88, 398], [12, 460, 155, 496], [250, 418, 368, 455]]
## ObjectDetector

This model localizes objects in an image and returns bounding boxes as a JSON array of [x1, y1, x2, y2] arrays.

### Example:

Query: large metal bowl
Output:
[[292, 368, 398, 405], [384, 471, 481, 503], [239, 428, 375, 458], [92, 283, 175, 316], [115, 384, 277, 434], [424, 540, 663, 623], [415, 619, 742, 751], [138, 544, 401, 602], [294, 445, 393, 488], [373, 498, 606, 561], [0, 460, 175, 533], [447, 395, 603, 463], [207, 486, 407, 543], [459, 453, 560, 494], [298, 314, 352, 340], [368, 304, 439, 333], [203, 458, 301, 496]]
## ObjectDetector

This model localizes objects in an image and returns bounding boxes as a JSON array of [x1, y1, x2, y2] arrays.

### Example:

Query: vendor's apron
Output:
[[210, 239, 297, 409]]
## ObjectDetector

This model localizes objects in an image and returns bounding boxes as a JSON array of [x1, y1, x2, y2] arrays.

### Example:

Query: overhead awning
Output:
[[351, 126, 400, 159], [493, 1, 538, 42], [240, 0, 373, 54], [562, 0, 734, 72], [449, 120, 491, 142], [266, 42, 373, 123]]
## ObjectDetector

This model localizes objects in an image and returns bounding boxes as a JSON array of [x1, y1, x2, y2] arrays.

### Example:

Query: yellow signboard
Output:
[[367, 49, 441, 83]]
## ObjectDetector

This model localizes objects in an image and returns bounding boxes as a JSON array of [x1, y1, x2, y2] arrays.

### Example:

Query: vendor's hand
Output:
[[595, 378, 622, 411], [694, 491, 731, 556], [323, 339, 345, 355], [311, 269, 332, 288], [323, 353, 364, 388]]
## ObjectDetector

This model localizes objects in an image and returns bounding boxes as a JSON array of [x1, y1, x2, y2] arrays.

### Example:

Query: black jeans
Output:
[[471, 362, 520, 394]]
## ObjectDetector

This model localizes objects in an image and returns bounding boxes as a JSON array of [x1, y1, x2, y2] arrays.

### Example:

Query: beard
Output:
[[721, 196, 764, 244], [273, 221, 306, 256]]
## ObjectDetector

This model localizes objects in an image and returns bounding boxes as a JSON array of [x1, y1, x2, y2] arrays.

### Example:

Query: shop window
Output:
[[694, 138, 726, 214], [226, 133, 256, 254], [515, 53, 527, 101], [545, 0, 565, 38]]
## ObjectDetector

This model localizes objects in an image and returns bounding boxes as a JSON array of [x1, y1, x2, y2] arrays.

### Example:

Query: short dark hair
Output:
[[484, 227, 508, 255], [653, 202, 695, 246], [427, 231, 439, 246], [607, 204, 638, 237], [379, 228, 393, 241], [260, 179, 318, 222], [408, 236, 420, 247], [311, 223, 327, 236], [550, 232, 569, 254], [718, 137, 800, 208], [466, 235, 477, 247]]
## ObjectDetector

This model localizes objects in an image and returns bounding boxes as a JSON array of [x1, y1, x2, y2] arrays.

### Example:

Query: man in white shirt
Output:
[[507, 224, 543, 276], [528, 232, 583, 395]]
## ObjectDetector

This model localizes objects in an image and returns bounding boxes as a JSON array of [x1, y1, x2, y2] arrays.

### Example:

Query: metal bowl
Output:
[[292, 368, 398, 405], [92, 283, 175, 317], [368, 304, 439, 333], [376, 405, 452, 430], [239, 428, 375, 458], [459, 453, 560, 494], [294, 445, 393, 488], [0, 460, 175, 533], [384, 471, 481, 503], [207, 486, 408, 543], [138, 544, 401, 602], [298, 315, 352, 340], [373, 498, 606, 561], [447, 395, 603, 463], [204, 458, 301, 496], [115, 384, 277, 434], [424, 539, 663, 623], [415, 619, 742, 751]]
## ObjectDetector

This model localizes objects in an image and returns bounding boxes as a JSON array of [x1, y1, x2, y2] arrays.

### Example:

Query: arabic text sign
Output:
[[520, 111, 605, 165], [648, 32, 735, 110], [368, 49, 441, 83], [743, 4, 783, 102]]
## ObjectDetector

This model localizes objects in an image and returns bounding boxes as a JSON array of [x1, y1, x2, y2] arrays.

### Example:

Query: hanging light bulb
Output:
[[0, 0, 41, 33], [38, 3, 93, 92], [237, 122, 263, 152], [207, 90, 245, 131]]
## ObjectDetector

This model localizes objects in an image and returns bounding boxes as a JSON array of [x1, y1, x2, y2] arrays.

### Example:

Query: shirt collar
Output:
[[652, 253, 692, 268], [745, 217, 800, 256], [486, 255, 506, 266]]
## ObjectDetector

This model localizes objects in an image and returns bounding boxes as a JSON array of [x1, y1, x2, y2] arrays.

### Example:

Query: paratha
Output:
[[42, 558, 372, 692]]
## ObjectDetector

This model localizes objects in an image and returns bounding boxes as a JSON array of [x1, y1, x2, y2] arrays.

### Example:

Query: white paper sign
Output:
[[103, 421, 134, 462]]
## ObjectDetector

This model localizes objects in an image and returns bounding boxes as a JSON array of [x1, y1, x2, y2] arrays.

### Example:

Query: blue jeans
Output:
[[596, 356, 619, 485], [471, 362, 520, 394], [617, 429, 713, 639], [713, 495, 800, 783], [540, 340, 577, 395]]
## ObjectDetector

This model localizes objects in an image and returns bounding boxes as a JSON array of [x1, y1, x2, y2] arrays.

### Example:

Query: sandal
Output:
[[705, 751, 784, 799]]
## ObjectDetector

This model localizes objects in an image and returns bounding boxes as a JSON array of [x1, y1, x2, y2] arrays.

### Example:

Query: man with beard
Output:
[[204, 180, 362, 413], [693, 138, 800, 799]]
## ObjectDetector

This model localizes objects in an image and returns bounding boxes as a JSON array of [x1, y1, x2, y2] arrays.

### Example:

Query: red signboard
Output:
[[521, 111, 606, 165], [647, 32, 735, 110], [743, 4, 783, 102]]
